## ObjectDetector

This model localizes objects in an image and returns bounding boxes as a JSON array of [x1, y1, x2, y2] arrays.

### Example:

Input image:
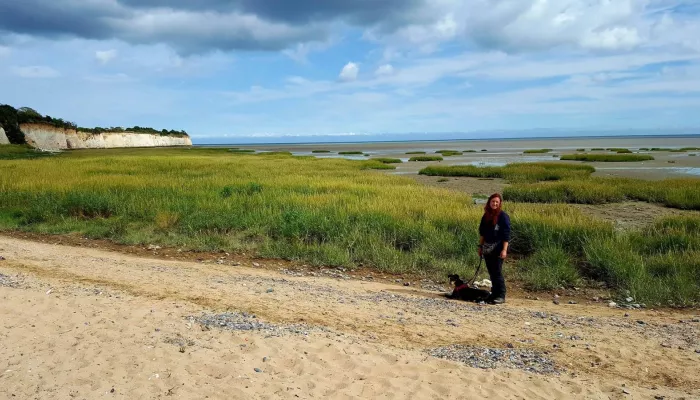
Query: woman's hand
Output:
[[499, 249, 508, 259]]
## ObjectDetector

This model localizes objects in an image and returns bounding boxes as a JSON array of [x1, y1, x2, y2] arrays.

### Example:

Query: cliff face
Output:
[[0, 127, 9, 145], [20, 124, 192, 150]]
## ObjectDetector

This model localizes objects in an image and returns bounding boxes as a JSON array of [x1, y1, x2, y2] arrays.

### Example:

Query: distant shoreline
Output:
[[195, 133, 700, 147]]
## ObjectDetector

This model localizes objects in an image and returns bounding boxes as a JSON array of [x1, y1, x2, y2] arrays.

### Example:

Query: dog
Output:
[[445, 274, 491, 302]]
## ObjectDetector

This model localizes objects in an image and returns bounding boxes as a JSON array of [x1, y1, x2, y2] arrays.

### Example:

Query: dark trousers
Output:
[[485, 255, 506, 299]]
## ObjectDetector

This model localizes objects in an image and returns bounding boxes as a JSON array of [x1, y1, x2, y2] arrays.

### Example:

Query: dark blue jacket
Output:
[[479, 211, 511, 252]]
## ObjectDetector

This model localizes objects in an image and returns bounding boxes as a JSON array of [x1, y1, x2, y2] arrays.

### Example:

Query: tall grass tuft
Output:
[[0, 145, 59, 160], [410, 156, 443, 162], [419, 163, 594, 183], [436, 150, 463, 156], [523, 149, 552, 154], [504, 178, 700, 209], [518, 246, 580, 290], [371, 158, 403, 164], [561, 154, 654, 162]]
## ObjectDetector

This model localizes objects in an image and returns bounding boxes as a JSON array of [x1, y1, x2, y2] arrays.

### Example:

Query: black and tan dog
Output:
[[445, 274, 491, 302]]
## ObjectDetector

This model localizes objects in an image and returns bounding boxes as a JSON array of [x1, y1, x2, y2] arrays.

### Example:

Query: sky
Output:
[[1, 0, 700, 143]]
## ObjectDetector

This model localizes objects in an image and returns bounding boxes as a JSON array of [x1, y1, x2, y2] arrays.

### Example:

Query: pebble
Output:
[[622, 389, 630, 395], [253, 262, 261, 267], [0, 256, 5, 261], [568, 301, 577, 305], [254, 368, 262, 373], [608, 302, 617, 308], [0, 273, 22, 288], [190, 312, 326, 337], [428, 345, 559, 375], [266, 288, 274, 293], [552, 300, 560, 305]]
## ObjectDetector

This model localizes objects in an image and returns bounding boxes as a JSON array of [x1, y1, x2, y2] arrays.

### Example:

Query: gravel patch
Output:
[[0, 273, 23, 288], [428, 344, 560, 375], [188, 312, 331, 337]]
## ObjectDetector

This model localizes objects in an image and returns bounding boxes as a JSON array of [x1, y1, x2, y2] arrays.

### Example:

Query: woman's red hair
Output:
[[484, 193, 503, 225]]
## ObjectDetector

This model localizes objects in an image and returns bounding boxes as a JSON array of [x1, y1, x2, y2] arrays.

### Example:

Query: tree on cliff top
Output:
[[0, 103, 188, 138], [0, 104, 27, 144]]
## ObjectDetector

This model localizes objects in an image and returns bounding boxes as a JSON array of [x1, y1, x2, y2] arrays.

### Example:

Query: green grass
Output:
[[606, 148, 630, 153], [518, 246, 580, 290], [583, 216, 700, 306], [436, 150, 463, 156], [523, 149, 552, 154], [576, 148, 586, 152], [504, 178, 700, 210], [2, 147, 698, 305], [229, 149, 256, 153], [339, 151, 363, 155], [639, 148, 650, 151], [591, 148, 605, 151], [560, 154, 654, 162], [406, 151, 426, 155], [312, 150, 332, 153], [409, 156, 443, 162], [419, 163, 595, 183], [0, 144, 59, 160], [649, 148, 690, 152], [370, 158, 403, 164], [258, 151, 293, 156]]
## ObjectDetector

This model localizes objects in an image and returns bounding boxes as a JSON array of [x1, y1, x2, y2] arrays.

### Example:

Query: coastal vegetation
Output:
[[523, 149, 552, 154], [339, 151, 364, 155], [0, 147, 698, 306], [312, 150, 332, 153], [0, 144, 58, 160], [504, 178, 700, 210], [371, 158, 403, 164], [409, 156, 444, 162], [435, 150, 463, 156], [560, 154, 654, 162], [229, 149, 256, 153], [419, 163, 595, 183]]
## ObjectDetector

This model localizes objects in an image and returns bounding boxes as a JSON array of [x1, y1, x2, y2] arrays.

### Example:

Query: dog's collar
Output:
[[454, 283, 469, 291]]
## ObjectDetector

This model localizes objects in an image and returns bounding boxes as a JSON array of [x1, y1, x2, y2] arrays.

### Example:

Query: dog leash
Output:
[[467, 255, 483, 286]]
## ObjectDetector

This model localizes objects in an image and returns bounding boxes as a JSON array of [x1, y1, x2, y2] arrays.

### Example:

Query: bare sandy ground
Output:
[[1, 236, 698, 400]]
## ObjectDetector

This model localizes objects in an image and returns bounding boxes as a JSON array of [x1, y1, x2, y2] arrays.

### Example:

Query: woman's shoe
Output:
[[488, 297, 505, 305]]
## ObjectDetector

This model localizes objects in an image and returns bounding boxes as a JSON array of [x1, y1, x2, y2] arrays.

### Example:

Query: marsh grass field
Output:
[[1, 142, 700, 307]]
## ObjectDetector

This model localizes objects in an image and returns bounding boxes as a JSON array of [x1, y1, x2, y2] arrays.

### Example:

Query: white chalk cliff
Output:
[[20, 124, 192, 150], [0, 127, 9, 145]]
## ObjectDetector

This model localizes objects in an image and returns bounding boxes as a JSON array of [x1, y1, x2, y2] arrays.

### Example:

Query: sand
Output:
[[1, 235, 698, 400]]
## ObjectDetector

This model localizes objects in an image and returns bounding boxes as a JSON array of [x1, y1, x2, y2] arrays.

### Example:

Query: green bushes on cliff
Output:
[[0, 103, 189, 139]]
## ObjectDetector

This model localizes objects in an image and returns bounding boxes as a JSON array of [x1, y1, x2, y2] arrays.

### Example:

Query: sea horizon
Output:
[[193, 131, 700, 146]]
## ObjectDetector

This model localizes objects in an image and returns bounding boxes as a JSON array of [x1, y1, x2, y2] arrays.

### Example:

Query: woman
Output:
[[478, 193, 511, 305]]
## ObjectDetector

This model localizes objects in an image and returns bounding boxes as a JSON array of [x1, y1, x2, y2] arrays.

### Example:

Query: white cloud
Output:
[[339, 62, 359, 82], [95, 49, 118, 64], [375, 64, 395, 76], [0, 45, 10, 57], [11, 65, 60, 78]]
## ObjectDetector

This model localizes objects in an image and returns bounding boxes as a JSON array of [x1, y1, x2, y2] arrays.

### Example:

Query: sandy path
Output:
[[0, 236, 698, 400]]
